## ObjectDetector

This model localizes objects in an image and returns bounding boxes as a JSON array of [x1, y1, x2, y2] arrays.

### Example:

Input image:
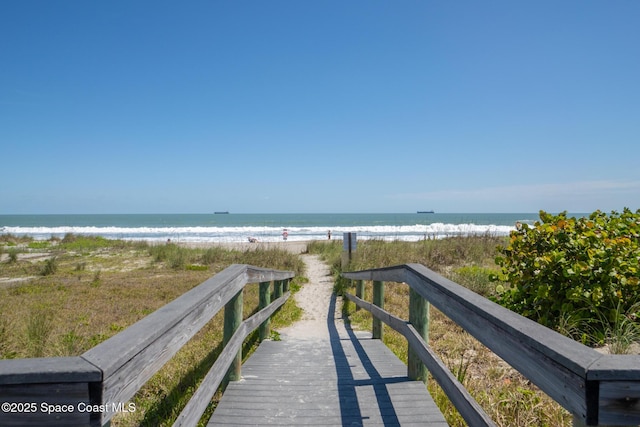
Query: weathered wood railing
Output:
[[342, 263, 640, 427], [0, 264, 294, 427]]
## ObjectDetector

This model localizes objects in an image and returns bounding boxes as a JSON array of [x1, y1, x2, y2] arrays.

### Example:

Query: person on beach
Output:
[[327, 230, 331, 240], [282, 229, 288, 241]]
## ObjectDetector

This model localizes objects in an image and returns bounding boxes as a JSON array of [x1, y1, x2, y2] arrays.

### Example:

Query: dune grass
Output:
[[0, 235, 305, 426], [308, 237, 571, 427]]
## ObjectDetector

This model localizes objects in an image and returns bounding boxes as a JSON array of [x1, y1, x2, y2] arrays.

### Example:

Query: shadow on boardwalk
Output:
[[208, 291, 447, 426], [328, 293, 402, 425]]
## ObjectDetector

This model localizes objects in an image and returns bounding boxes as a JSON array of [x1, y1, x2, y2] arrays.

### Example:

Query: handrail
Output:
[[0, 264, 295, 427], [342, 263, 640, 427]]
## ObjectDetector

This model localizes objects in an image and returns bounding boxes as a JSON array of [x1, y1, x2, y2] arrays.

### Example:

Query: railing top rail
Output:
[[82, 264, 294, 377], [343, 263, 620, 374], [0, 356, 101, 385]]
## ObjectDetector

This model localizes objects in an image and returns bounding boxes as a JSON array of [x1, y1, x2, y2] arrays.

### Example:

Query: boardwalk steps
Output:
[[209, 325, 447, 426]]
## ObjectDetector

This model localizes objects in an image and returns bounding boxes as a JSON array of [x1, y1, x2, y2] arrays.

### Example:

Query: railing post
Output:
[[408, 287, 429, 382], [259, 281, 271, 341], [274, 279, 284, 300], [572, 414, 613, 427], [373, 280, 384, 340], [355, 280, 365, 311], [224, 289, 243, 382], [283, 278, 290, 293]]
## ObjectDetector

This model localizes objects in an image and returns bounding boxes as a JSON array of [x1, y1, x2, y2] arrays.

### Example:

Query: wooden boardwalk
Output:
[[208, 299, 447, 426]]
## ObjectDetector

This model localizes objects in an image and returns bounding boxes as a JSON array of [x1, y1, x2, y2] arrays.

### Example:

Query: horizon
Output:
[[2, 1, 639, 215], [1, 210, 599, 217]]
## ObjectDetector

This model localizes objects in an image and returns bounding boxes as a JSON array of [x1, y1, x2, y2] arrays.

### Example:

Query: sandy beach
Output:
[[278, 253, 339, 340], [180, 240, 311, 254]]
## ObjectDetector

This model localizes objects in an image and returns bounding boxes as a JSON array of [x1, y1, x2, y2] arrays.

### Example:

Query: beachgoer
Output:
[[282, 229, 288, 241], [327, 230, 331, 240]]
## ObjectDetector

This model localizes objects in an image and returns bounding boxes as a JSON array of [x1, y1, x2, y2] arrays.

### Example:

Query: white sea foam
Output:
[[1, 223, 516, 243]]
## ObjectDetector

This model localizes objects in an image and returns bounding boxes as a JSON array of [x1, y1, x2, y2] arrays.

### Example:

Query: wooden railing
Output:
[[342, 263, 640, 427], [0, 264, 295, 427]]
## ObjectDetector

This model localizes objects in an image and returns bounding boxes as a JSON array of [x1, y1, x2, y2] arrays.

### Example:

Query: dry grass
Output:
[[0, 236, 305, 426], [310, 237, 572, 427]]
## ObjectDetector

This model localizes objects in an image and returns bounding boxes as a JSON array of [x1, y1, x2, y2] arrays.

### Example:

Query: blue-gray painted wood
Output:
[[208, 307, 447, 426]]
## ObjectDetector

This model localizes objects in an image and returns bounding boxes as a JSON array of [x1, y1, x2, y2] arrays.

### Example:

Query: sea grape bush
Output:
[[492, 209, 640, 344]]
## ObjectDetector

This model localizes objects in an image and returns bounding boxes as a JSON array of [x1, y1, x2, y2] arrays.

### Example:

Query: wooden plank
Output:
[[258, 281, 271, 342], [0, 357, 101, 426], [0, 382, 90, 427], [372, 281, 384, 340], [223, 290, 243, 382], [408, 287, 429, 382], [245, 266, 295, 284], [173, 293, 289, 427], [587, 354, 640, 380], [344, 293, 407, 334], [598, 381, 640, 426], [355, 279, 365, 310], [0, 357, 101, 385], [587, 355, 640, 425]]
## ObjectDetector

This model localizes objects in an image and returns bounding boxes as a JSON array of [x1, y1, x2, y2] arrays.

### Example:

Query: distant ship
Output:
[[214, 211, 229, 214], [417, 210, 435, 214]]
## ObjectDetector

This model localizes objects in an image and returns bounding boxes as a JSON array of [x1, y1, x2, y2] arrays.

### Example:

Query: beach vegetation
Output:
[[27, 240, 51, 249], [0, 233, 31, 245], [59, 233, 120, 251], [452, 265, 495, 297], [492, 209, 640, 347], [0, 314, 14, 359], [25, 305, 54, 358], [39, 256, 58, 276], [8, 249, 19, 264]]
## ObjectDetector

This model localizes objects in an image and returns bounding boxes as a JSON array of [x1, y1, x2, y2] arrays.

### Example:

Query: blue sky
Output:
[[1, 1, 639, 214]]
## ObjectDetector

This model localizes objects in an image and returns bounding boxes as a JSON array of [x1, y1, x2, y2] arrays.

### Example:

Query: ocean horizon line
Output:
[[1, 211, 555, 216]]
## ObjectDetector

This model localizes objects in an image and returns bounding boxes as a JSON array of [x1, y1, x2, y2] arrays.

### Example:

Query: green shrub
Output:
[[28, 241, 50, 249], [452, 265, 495, 297], [148, 243, 188, 269], [7, 248, 19, 263], [40, 257, 58, 276], [492, 209, 640, 344], [59, 234, 115, 251]]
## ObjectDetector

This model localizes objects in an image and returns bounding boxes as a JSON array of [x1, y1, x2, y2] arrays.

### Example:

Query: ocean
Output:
[[0, 213, 551, 243]]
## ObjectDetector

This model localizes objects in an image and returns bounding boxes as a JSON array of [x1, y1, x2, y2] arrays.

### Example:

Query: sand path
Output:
[[278, 254, 341, 340]]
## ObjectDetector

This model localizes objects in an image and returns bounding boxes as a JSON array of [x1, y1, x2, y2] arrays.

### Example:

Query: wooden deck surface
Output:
[[208, 317, 447, 426]]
